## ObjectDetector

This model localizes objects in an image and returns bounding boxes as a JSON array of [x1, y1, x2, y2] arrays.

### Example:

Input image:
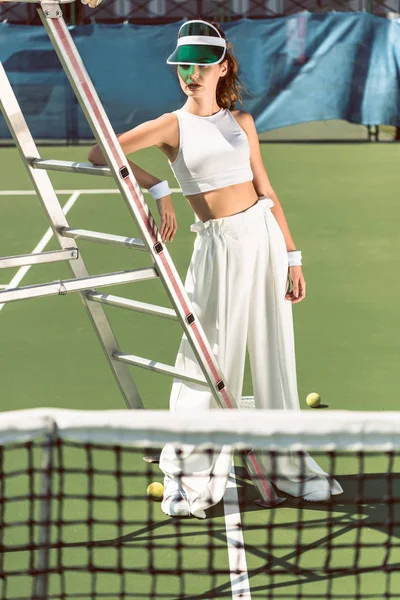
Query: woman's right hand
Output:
[[156, 196, 178, 243], [87, 144, 106, 166]]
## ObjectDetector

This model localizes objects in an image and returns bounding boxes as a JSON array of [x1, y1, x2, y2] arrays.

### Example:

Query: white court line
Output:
[[0, 188, 182, 196], [223, 463, 251, 600], [0, 191, 81, 312], [0, 189, 103, 196], [0, 184, 184, 309]]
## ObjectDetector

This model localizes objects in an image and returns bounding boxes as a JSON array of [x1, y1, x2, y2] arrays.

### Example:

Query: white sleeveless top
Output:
[[168, 108, 253, 196]]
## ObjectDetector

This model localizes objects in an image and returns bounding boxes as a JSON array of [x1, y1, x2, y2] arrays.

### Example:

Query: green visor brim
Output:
[[166, 44, 225, 66]]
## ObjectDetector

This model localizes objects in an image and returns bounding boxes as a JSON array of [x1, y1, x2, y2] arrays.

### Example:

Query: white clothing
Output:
[[168, 108, 253, 196], [159, 198, 343, 516]]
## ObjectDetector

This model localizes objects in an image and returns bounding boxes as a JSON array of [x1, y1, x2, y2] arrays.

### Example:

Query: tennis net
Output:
[[0, 407, 399, 600]]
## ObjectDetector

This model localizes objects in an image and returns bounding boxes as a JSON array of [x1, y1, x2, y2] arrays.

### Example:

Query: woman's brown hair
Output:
[[209, 21, 248, 111]]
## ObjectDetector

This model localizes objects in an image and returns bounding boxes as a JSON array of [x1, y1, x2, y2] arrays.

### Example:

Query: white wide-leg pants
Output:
[[160, 198, 342, 516]]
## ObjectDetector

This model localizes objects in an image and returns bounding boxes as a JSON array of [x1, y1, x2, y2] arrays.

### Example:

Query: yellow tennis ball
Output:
[[306, 392, 321, 408], [146, 481, 164, 501]]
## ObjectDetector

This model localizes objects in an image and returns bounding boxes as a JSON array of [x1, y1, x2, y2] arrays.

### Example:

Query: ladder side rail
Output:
[[41, 9, 237, 410], [0, 61, 144, 410], [41, 10, 280, 506]]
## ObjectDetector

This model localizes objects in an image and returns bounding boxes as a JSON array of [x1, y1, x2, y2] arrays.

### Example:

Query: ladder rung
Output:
[[0, 248, 78, 270], [61, 228, 146, 251], [86, 292, 178, 321], [0, 267, 158, 304], [113, 352, 208, 386], [30, 159, 112, 178]]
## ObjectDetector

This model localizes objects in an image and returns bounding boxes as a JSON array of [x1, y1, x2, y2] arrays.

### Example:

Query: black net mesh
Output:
[[1, 436, 400, 599]]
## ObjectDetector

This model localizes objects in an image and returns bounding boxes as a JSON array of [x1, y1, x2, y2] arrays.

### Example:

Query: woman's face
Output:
[[177, 61, 227, 97]]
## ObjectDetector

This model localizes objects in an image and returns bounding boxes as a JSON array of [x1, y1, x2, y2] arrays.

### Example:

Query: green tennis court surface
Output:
[[1, 141, 399, 599]]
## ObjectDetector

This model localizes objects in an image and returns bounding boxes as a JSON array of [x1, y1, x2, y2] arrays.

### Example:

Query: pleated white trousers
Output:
[[159, 198, 342, 516]]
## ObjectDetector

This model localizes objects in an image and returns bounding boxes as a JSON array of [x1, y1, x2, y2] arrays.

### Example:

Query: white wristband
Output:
[[288, 250, 302, 267], [148, 180, 170, 200]]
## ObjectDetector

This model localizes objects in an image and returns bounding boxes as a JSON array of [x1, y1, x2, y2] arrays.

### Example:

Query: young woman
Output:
[[89, 20, 342, 519]]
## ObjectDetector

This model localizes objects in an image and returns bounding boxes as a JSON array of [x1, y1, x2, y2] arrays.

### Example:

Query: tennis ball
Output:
[[146, 481, 164, 501], [306, 392, 321, 408]]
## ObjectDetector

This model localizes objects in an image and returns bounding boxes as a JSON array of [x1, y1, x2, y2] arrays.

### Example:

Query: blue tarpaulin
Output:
[[0, 13, 399, 140]]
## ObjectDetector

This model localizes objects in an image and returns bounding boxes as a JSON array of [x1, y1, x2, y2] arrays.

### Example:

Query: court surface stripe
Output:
[[0, 188, 182, 195], [223, 463, 251, 599], [0, 191, 81, 312]]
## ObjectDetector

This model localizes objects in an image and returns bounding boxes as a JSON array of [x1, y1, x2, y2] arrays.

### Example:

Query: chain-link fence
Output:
[[1, 0, 400, 25]]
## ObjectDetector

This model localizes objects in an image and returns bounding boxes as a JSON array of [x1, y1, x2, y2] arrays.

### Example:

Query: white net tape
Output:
[[1, 406, 400, 451], [239, 396, 256, 411]]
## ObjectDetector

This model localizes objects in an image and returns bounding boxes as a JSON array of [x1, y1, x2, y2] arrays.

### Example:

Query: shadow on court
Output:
[[198, 468, 400, 599], [10, 467, 397, 600]]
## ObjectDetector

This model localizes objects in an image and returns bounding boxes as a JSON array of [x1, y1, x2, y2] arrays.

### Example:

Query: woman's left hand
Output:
[[285, 266, 306, 304]]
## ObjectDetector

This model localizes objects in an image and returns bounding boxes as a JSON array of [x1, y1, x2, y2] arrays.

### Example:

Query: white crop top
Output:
[[168, 108, 253, 196]]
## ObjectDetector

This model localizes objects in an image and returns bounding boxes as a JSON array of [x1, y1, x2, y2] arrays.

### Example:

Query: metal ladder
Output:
[[0, 0, 282, 509]]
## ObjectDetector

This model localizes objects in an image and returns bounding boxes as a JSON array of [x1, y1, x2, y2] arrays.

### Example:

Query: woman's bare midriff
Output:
[[159, 110, 259, 222], [185, 181, 259, 222]]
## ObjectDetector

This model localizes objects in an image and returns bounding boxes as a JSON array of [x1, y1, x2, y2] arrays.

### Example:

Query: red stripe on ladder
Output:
[[52, 18, 233, 400]]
